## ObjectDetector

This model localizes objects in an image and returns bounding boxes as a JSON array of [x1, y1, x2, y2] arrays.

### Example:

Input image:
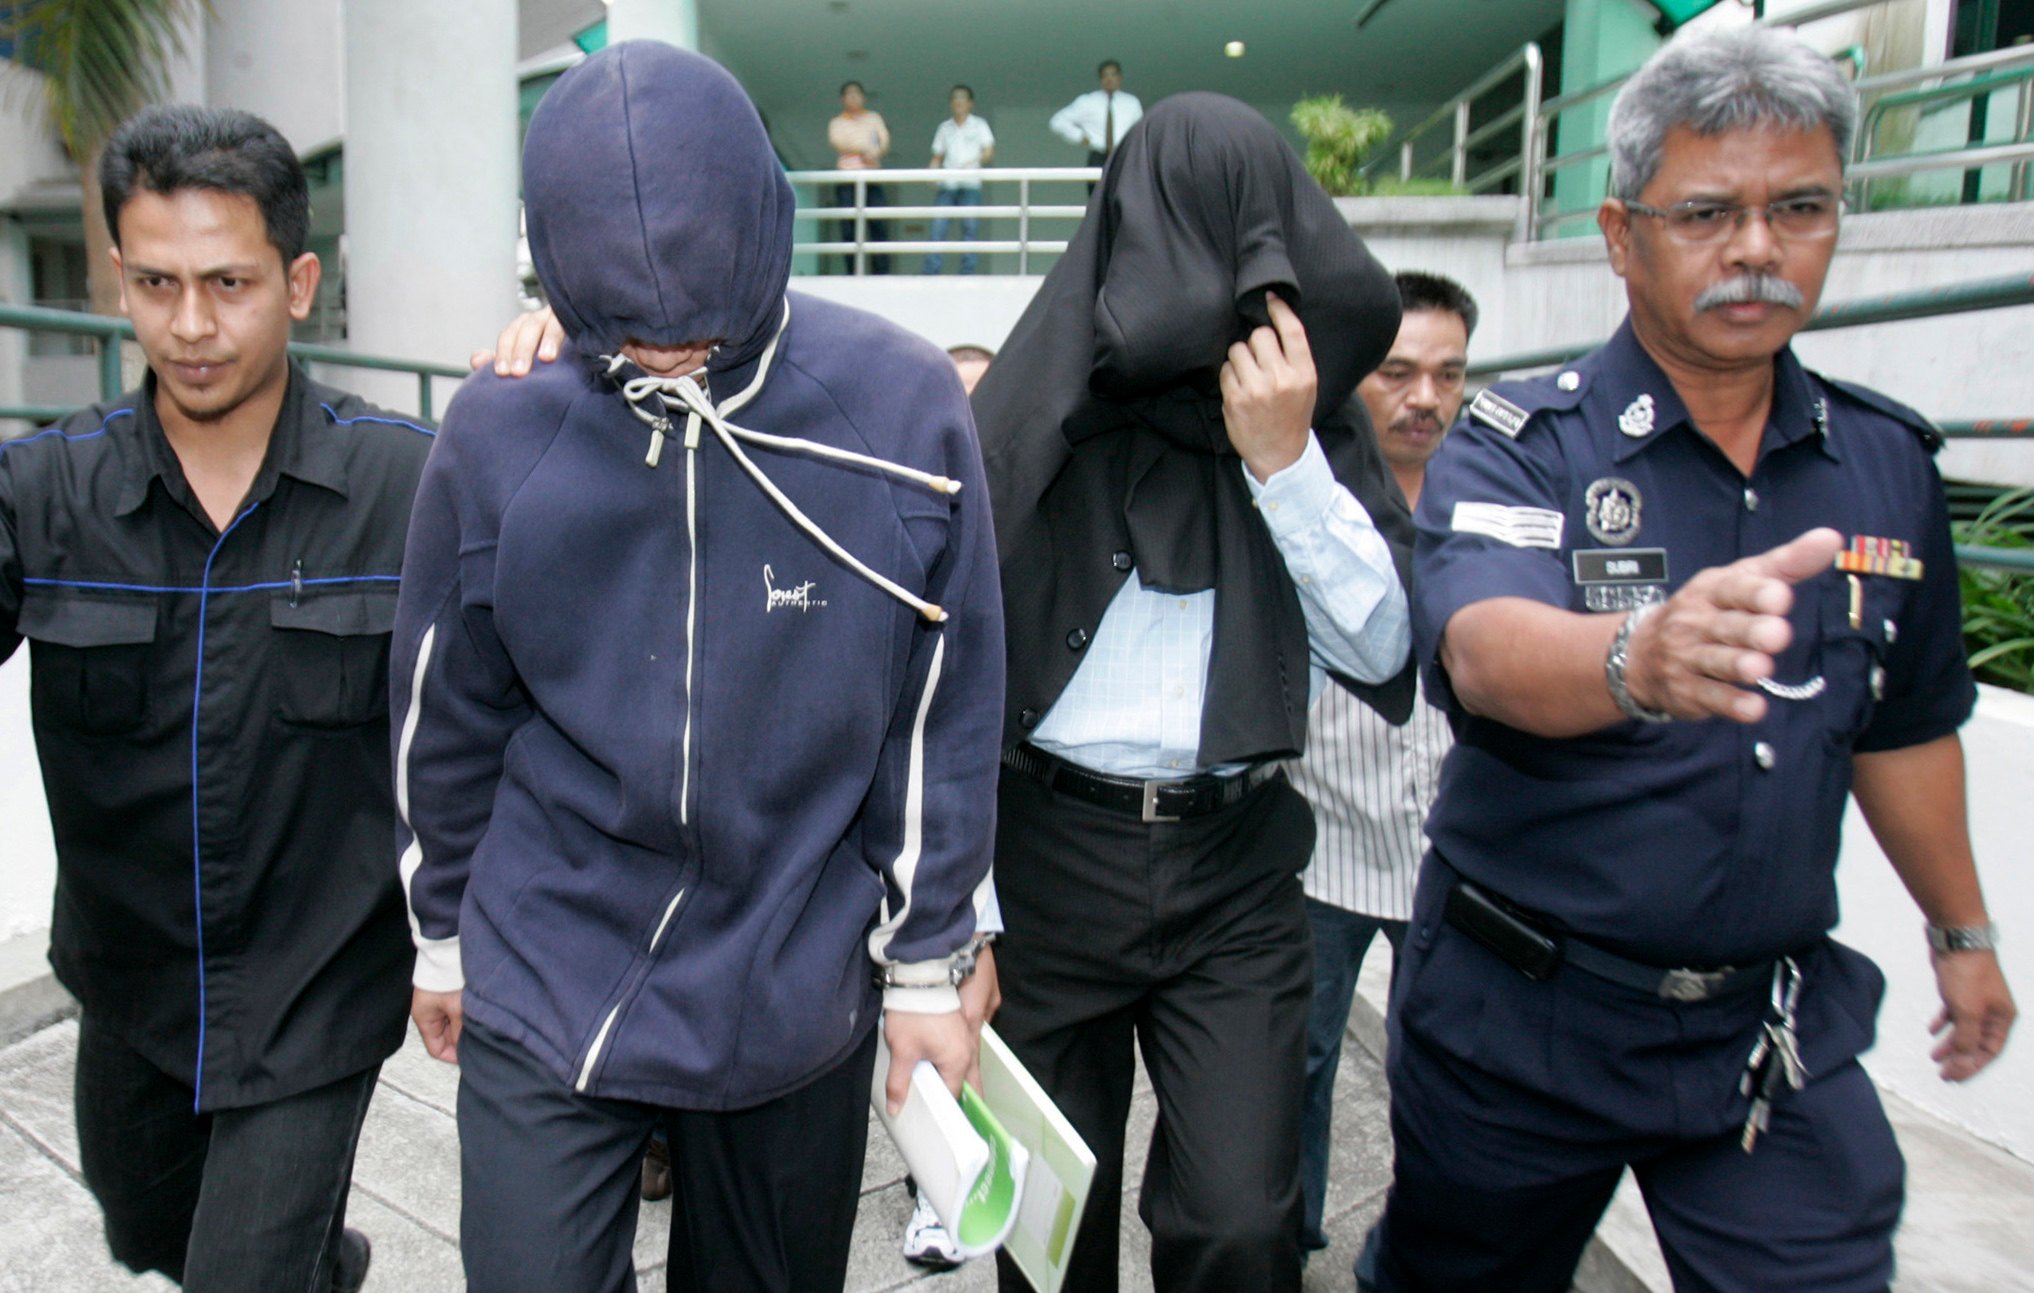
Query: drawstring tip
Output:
[[934, 476, 962, 495], [646, 427, 666, 468], [919, 604, 949, 623]]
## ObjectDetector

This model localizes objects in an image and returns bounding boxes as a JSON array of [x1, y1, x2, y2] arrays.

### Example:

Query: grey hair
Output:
[[1607, 26, 1857, 200]]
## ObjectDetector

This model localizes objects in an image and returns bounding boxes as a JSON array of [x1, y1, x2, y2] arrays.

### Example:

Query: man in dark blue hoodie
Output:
[[392, 42, 1004, 1293]]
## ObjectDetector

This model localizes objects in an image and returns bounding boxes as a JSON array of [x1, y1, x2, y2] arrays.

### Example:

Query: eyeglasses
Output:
[[1622, 196, 1844, 245]]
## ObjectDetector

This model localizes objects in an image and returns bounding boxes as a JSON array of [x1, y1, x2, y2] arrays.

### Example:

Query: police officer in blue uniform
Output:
[[1372, 27, 2016, 1292]]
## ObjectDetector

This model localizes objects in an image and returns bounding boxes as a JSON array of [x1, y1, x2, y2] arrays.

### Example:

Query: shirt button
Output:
[[1266, 500, 1280, 513], [1743, 488, 1759, 512], [1172, 685, 1185, 699], [1112, 550, 1133, 571], [1019, 708, 1039, 728], [1557, 371, 1581, 391], [1066, 628, 1089, 650], [1753, 741, 1776, 771], [1177, 599, 1190, 610]]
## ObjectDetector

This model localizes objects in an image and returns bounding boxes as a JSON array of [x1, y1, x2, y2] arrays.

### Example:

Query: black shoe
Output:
[[333, 1228, 371, 1293], [641, 1137, 673, 1202]]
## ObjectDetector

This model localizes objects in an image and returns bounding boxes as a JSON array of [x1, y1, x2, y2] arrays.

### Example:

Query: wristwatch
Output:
[[1605, 602, 1673, 724], [1926, 921, 1999, 954]]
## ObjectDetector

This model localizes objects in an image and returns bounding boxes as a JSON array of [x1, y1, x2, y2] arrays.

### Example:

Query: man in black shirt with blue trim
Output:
[[0, 106, 428, 1290]]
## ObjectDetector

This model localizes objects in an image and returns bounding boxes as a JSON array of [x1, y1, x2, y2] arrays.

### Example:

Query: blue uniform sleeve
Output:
[[1853, 457, 1977, 752], [1412, 403, 1576, 713], [863, 376, 1006, 1015], [391, 390, 536, 993]]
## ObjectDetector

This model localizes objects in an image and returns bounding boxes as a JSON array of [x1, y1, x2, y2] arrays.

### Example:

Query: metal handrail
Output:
[[784, 166, 1098, 275], [0, 301, 467, 425], [1363, 42, 1542, 201], [1852, 48, 2034, 206]]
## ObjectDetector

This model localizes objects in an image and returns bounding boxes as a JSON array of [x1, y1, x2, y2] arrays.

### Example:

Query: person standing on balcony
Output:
[[972, 92, 1415, 1293], [1052, 59, 1143, 183], [400, 43, 1003, 1293], [923, 84, 994, 275], [826, 80, 891, 275], [0, 105, 430, 1292], [1369, 25, 2016, 1293], [1286, 270, 1476, 1267]]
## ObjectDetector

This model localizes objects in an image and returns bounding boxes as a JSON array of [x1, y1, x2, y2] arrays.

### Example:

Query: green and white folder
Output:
[[873, 1029, 1030, 1259], [976, 1024, 1097, 1293], [872, 1023, 1096, 1290]]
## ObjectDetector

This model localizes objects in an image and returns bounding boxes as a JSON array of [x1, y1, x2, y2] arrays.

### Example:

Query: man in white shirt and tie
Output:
[[1051, 60, 1143, 178]]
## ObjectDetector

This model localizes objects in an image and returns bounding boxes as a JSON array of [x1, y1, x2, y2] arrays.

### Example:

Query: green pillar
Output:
[[1551, 0, 1661, 236]]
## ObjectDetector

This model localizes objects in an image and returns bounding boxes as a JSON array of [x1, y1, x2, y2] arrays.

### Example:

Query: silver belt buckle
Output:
[[1658, 967, 1729, 1002], [1141, 780, 1180, 824]]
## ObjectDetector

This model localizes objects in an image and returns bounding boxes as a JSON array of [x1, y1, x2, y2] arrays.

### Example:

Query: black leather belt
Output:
[[1003, 743, 1280, 823], [1444, 876, 1776, 1003]]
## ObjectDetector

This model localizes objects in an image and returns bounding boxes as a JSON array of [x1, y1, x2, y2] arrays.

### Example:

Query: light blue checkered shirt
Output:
[[1030, 433, 1410, 780]]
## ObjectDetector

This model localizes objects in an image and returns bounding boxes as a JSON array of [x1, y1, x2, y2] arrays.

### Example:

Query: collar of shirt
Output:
[[114, 361, 353, 519], [1592, 319, 1835, 468]]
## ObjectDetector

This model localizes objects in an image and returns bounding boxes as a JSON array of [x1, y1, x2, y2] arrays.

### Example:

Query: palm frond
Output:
[[2, 0, 208, 155]]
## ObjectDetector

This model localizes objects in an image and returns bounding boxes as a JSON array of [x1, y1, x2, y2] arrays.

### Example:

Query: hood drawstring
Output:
[[603, 302, 959, 624]]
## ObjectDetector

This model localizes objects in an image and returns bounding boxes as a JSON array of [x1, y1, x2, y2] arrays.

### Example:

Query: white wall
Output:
[[1837, 685, 2034, 1161]]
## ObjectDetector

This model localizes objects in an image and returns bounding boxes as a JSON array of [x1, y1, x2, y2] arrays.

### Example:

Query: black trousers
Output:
[[73, 1014, 379, 1292], [992, 767, 1315, 1293], [830, 181, 891, 274], [457, 1016, 876, 1293]]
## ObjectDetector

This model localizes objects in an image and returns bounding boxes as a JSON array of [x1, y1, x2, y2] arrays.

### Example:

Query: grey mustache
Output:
[[1695, 274, 1804, 312]]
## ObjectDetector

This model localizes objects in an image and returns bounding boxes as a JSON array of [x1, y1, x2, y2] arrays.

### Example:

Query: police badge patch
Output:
[[1618, 393, 1656, 438], [1584, 477, 1643, 546]]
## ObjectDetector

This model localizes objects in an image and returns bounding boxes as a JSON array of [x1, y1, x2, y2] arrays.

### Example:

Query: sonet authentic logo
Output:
[[763, 564, 826, 613]]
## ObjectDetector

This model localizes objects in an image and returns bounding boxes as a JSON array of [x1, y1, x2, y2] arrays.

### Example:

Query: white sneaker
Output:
[[901, 1190, 963, 1269]]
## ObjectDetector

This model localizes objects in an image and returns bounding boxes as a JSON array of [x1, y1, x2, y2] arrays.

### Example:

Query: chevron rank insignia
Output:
[[1469, 389, 1530, 438], [1835, 536, 1923, 580]]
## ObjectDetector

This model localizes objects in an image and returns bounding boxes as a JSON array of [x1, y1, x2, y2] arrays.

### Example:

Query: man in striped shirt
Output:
[[1287, 272, 1477, 1261]]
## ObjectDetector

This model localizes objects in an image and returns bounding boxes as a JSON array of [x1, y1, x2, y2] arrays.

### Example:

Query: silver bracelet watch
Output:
[[1926, 921, 1999, 954], [1605, 602, 1673, 724]]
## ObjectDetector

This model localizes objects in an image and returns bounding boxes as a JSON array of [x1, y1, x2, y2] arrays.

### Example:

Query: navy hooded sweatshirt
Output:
[[391, 42, 1004, 1108]]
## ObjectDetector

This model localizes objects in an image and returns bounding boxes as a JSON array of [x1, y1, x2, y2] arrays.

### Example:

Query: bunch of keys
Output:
[[1739, 956, 1808, 1153]]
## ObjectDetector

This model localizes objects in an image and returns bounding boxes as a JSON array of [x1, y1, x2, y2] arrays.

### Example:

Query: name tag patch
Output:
[[1573, 548, 1668, 584], [1469, 390, 1530, 439], [1574, 547, 1668, 611], [1452, 502, 1564, 550]]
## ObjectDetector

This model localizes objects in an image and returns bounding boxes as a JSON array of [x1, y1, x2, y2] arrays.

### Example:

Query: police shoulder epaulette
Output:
[[1466, 369, 1588, 440], [1816, 375, 1944, 453]]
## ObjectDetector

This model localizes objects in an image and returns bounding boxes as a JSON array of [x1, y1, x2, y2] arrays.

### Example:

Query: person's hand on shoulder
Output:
[[469, 307, 566, 377]]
